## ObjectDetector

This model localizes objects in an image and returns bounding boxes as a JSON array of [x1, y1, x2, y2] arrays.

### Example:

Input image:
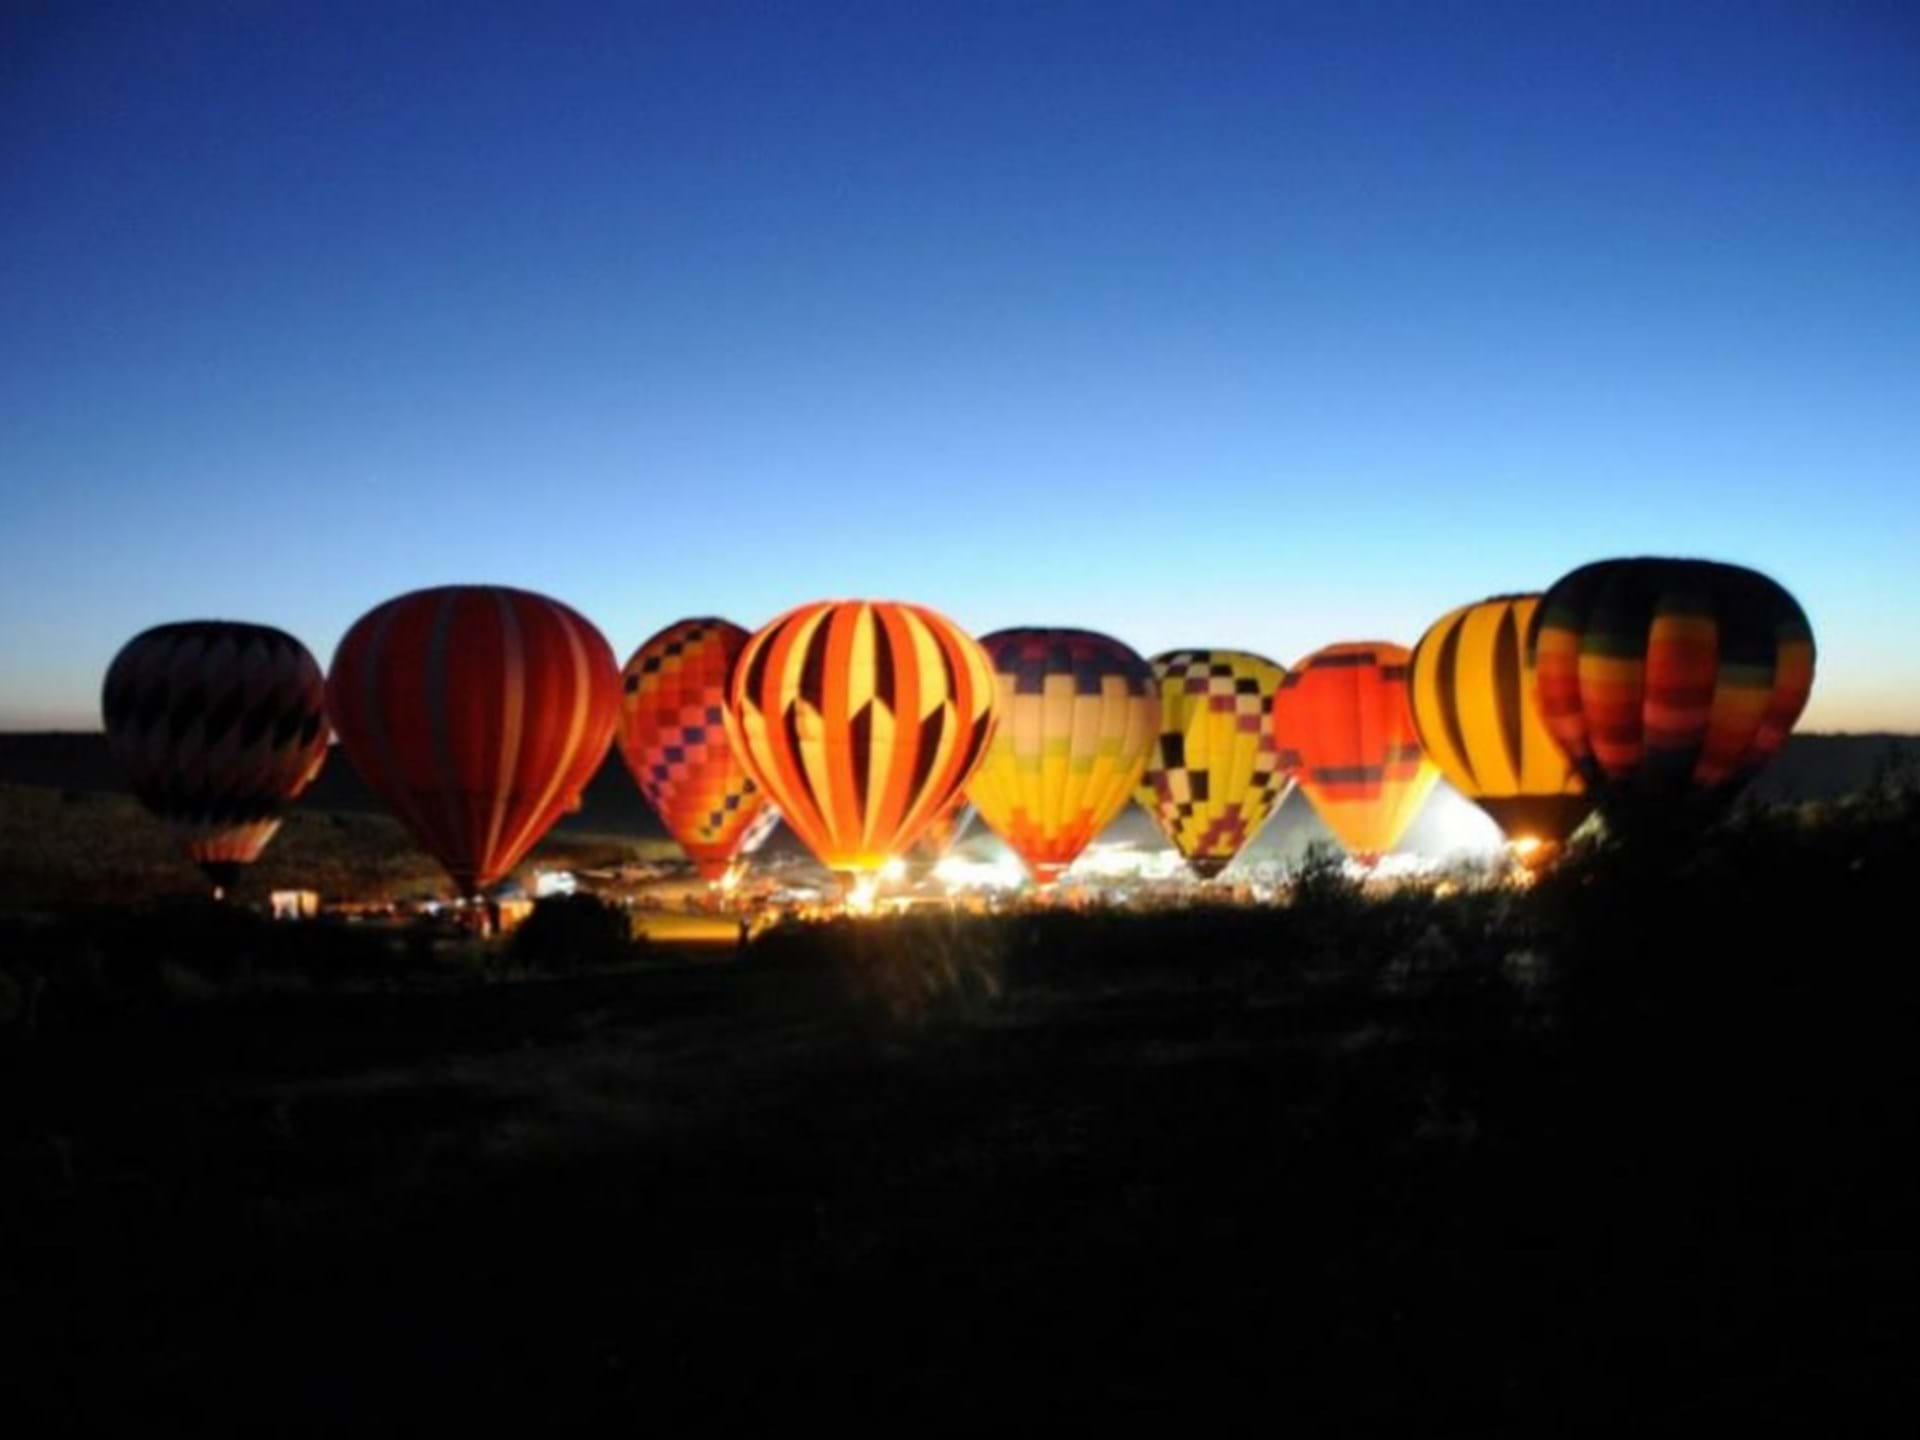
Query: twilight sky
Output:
[[3, 1, 1916, 730]]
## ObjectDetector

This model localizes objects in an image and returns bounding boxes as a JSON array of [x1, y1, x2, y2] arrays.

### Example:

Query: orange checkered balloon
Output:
[[617, 618, 772, 882]]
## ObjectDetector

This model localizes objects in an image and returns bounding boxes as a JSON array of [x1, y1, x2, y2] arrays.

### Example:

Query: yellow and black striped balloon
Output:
[[1409, 594, 1590, 845]]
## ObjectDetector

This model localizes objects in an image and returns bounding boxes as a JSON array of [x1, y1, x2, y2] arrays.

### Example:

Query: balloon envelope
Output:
[[102, 621, 329, 891], [617, 618, 771, 882], [325, 585, 620, 895], [1409, 594, 1591, 846], [1272, 642, 1438, 865], [966, 627, 1159, 884], [1529, 557, 1815, 812], [725, 600, 997, 875], [1135, 649, 1293, 879]]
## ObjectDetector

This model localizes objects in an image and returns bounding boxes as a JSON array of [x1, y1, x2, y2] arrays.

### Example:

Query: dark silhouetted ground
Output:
[[2, 790, 1916, 1429]]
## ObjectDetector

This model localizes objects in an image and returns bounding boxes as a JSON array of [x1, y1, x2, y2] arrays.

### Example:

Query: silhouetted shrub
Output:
[[508, 895, 640, 974], [743, 911, 1007, 1024]]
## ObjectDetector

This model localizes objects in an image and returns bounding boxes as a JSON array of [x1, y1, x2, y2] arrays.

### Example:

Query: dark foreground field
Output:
[[4, 796, 1917, 1431]]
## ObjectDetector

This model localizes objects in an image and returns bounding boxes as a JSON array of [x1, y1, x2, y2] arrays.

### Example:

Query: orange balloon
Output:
[[1272, 642, 1439, 866]]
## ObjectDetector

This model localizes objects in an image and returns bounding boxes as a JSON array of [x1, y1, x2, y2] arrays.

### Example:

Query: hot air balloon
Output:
[[101, 621, 329, 897], [1272, 642, 1439, 867], [966, 628, 1159, 885], [1529, 558, 1815, 817], [616, 618, 772, 884], [913, 792, 975, 861], [325, 585, 621, 897], [1135, 650, 1293, 879], [1409, 594, 1592, 853], [724, 600, 996, 883]]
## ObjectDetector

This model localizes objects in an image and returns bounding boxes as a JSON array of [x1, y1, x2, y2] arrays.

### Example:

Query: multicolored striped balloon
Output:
[[1135, 649, 1293, 879], [965, 628, 1159, 885], [1272, 642, 1438, 866], [102, 621, 330, 894], [724, 600, 997, 875], [617, 618, 771, 883], [1409, 594, 1591, 846], [1529, 558, 1815, 809], [325, 585, 621, 895]]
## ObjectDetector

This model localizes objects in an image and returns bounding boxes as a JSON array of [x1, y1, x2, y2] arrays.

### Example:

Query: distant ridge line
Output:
[[1, 733, 1914, 837]]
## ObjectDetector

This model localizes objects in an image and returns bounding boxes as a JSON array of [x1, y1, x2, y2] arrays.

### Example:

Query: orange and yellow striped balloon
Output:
[[1409, 595, 1591, 846], [724, 600, 997, 875]]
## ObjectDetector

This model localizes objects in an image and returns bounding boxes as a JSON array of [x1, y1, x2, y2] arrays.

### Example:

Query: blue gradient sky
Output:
[[4, 1, 1916, 730]]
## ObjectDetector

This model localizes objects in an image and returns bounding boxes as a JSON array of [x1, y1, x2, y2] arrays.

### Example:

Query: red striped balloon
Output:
[[325, 585, 620, 895]]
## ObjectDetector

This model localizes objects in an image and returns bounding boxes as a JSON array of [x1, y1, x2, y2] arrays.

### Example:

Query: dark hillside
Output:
[[2, 730, 1913, 845], [0, 731, 671, 838]]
